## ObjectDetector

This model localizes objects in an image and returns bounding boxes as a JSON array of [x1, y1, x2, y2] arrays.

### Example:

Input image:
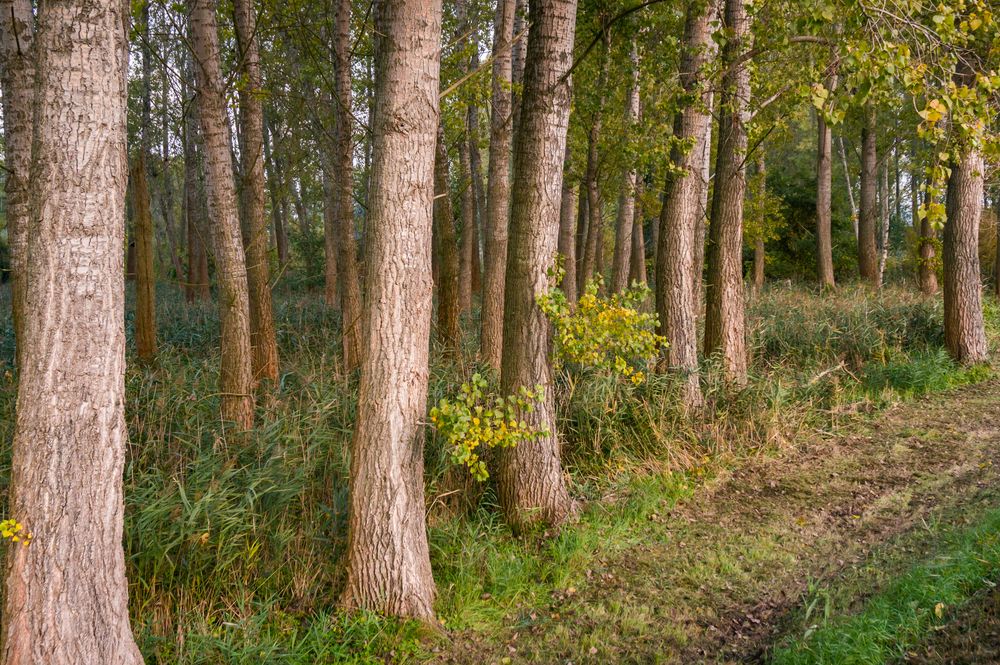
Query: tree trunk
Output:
[[133, 155, 158, 362], [183, 90, 211, 302], [611, 40, 641, 294], [233, 0, 278, 384], [333, 0, 364, 372], [0, 0, 34, 369], [580, 36, 610, 292], [877, 156, 890, 287], [434, 127, 462, 356], [510, 0, 528, 135], [704, 0, 750, 384], [557, 148, 577, 300], [263, 119, 289, 267], [858, 104, 879, 284], [498, 0, 578, 532], [189, 0, 255, 430], [655, 0, 714, 408], [919, 187, 939, 296], [838, 135, 859, 239], [574, 181, 589, 298], [752, 238, 765, 292], [629, 178, 647, 285], [159, 49, 185, 284], [322, 168, 340, 308], [341, 0, 441, 620], [943, 145, 988, 364], [815, 67, 837, 288], [456, 0, 476, 316], [0, 0, 143, 659], [481, 0, 515, 369]]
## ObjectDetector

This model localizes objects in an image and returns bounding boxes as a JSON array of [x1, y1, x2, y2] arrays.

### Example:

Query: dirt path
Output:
[[433, 381, 1000, 664]]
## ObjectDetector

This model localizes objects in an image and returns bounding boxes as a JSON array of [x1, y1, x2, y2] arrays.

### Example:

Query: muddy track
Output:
[[435, 381, 1000, 664]]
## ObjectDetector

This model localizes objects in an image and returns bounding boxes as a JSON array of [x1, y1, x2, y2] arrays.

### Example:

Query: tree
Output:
[[188, 0, 255, 429], [497, 0, 578, 531], [332, 0, 364, 372], [481, 0, 516, 369], [234, 0, 279, 384], [815, 61, 838, 288], [0, 0, 143, 658], [704, 0, 750, 384], [611, 39, 641, 294], [655, 0, 716, 408], [857, 104, 880, 284], [0, 0, 35, 368], [135, 0, 157, 363], [434, 126, 462, 356], [340, 0, 442, 620]]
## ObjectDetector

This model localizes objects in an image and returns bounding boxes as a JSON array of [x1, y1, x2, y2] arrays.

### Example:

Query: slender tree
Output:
[[858, 104, 880, 284], [704, 0, 750, 384], [135, 0, 157, 363], [497, 0, 579, 531], [340, 0, 442, 620], [434, 126, 462, 355], [816, 63, 837, 288], [0, 0, 143, 658], [189, 0, 255, 429], [656, 0, 714, 408], [611, 39, 641, 294], [234, 0, 279, 384], [481, 0, 516, 369]]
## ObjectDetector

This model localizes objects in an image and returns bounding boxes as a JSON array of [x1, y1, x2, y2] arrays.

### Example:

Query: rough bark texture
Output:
[[877, 157, 890, 286], [133, 156, 158, 362], [189, 0, 255, 430], [341, 0, 441, 620], [434, 127, 462, 356], [579, 37, 610, 292], [704, 0, 749, 384], [838, 135, 859, 239], [0, 0, 35, 368], [322, 163, 340, 309], [498, 0, 578, 532], [333, 0, 364, 372], [557, 152, 578, 301], [858, 104, 879, 284], [234, 0, 279, 384], [481, 0, 515, 369], [655, 0, 714, 408], [943, 146, 988, 365], [629, 179, 647, 285], [815, 68, 837, 288], [574, 181, 589, 297], [0, 0, 143, 660], [752, 238, 765, 292], [611, 40, 641, 294]]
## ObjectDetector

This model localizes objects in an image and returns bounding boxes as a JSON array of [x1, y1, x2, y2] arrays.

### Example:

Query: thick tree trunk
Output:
[[752, 238, 765, 292], [943, 146, 988, 365], [341, 0, 441, 620], [919, 190, 939, 296], [0, 0, 34, 369], [234, 0, 278, 384], [704, 0, 750, 384], [481, 0, 515, 369], [498, 0, 578, 532], [333, 0, 364, 372], [189, 0, 255, 430], [0, 0, 143, 660], [655, 0, 714, 408], [815, 68, 837, 288], [510, 0, 528, 135], [133, 155, 158, 362], [611, 40, 641, 294], [858, 104, 879, 284], [434, 127, 462, 356]]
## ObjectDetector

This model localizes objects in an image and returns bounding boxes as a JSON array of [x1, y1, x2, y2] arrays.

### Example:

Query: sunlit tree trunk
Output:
[[481, 0, 515, 369], [858, 104, 879, 284], [341, 0, 442, 620], [704, 0, 750, 384], [815, 64, 837, 288], [234, 0, 279, 384], [0, 0, 143, 659], [498, 0, 578, 532], [656, 0, 714, 408], [189, 0, 255, 429], [557, 147, 578, 302]]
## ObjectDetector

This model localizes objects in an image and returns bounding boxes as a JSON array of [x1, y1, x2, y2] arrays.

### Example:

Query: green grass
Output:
[[771, 508, 1000, 665], [0, 281, 997, 663]]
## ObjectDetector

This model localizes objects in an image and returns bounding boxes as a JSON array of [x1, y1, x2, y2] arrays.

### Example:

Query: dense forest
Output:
[[0, 0, 999, 662]]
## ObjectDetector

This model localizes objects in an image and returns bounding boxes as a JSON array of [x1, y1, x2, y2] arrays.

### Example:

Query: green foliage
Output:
[[429, 373, 547, 481], [538, 271, 665, 385]]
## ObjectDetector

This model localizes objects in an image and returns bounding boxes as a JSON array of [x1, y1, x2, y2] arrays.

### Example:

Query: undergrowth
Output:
[[0, 281, 994, 663]]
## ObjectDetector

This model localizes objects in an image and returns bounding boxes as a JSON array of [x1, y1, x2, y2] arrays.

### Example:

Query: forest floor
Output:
[[430, 380, 1000, 664]]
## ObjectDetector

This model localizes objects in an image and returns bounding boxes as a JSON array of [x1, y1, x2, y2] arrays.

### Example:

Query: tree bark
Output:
[[322, 167, 340, 308], [943, 144, 988, 364], [333, 0, 364, 372], [498, 0, 578, 532], [838, 135, 859, 238], [263, 119, 289, 267], [234, 0, 279, 384], [183, 88, 211, 303], [629, 178, 647, 285], [189, 0, 255, 430], [579, 36, 610, 292], [557, 148, 578, 302], [481, 0, 516, 369], [0, 0, 143, 659], [877, 155, 890, 286], [341, 0, 441, 620], [704, 0, 750, 384], [815, 67, 837, 288], [434, 127, 462, 356], [655, 0, 714, 408], [611, 40, 641, 294], [858, 104, 879, 284], [133, 155, 158, 362], [0, 0, 34, 370]]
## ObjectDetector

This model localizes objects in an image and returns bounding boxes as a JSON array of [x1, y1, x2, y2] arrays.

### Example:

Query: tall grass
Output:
[[0, 281, 993, 662]]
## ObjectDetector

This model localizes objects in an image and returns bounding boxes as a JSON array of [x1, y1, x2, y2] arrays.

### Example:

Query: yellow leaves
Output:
[[934, 602, 945, 619], [0, 519, 31, 547], [918, 99, 947, 124]]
